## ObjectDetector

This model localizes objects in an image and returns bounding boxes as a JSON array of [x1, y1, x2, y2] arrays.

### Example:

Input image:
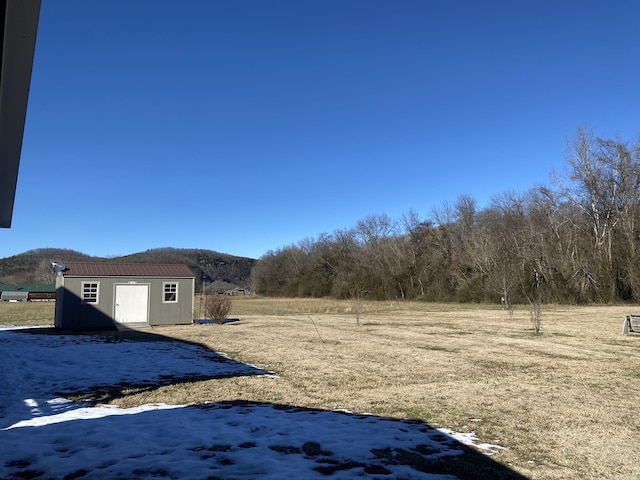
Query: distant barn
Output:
[[54, 262, 195, 330]]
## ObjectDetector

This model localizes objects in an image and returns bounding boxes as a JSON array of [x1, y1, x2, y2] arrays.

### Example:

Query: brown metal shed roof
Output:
[[61, 262, 194, 278]]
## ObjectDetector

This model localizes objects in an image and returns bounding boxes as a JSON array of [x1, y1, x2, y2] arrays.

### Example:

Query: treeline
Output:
[[251, 128, 640, 304]]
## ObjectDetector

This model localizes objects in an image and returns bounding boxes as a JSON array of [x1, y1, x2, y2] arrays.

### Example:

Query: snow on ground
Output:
[[0, 326, 508, 479]]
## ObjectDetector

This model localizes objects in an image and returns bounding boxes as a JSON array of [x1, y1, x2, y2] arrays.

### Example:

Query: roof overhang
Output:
[[0, 0, 41, 228]]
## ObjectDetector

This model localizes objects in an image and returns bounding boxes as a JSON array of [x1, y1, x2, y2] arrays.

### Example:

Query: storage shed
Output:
[[54, 262, 195, 330], [1, 290, 28, 302]]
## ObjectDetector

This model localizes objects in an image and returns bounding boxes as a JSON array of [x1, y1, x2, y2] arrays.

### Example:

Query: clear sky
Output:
[[4, 0, 640, 260]]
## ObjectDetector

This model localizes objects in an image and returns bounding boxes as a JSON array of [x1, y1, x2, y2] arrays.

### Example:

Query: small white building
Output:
[[1, 291, 28, 302], [54, 262, 195, 330]]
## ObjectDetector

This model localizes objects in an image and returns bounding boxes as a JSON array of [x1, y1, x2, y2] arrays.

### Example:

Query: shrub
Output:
[[205, 294, 232, 324]]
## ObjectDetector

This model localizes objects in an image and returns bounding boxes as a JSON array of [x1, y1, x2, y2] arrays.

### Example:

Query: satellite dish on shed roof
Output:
[[51, 262, 66, 273]]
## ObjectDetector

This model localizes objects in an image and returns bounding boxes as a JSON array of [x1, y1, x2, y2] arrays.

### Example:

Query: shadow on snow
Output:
[[0, 328, 529, 480]]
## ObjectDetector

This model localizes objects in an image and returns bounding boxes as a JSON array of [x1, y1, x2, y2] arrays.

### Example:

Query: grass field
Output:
[[2, 297, 640, 479]]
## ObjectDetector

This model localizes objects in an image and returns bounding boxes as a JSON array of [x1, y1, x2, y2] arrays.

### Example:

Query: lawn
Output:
[[2, 298, 639, 479], [0, 301, 55, 326]]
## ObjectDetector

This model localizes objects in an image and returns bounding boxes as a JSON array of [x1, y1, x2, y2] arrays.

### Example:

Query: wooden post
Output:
[[622, 316, 631, 335]]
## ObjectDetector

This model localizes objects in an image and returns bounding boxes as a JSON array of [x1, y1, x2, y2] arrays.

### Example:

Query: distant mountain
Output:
[[112, 248, 256, 291], [0, 248, 100, 284], [0, 247, 256, 290]]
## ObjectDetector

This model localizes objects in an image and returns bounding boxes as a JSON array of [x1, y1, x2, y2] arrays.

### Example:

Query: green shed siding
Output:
[[54, 263, 194, 330]]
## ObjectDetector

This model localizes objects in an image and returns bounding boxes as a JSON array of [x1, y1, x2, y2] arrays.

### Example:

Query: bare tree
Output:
[[564, 128, 640, 300], [480, 192, 528, 306], [401, 209, 432, 298], [529, 269, 545, 335], [565, 128, 618, 297], [351, 291, 363, 326], [36, 259, 57, 284]]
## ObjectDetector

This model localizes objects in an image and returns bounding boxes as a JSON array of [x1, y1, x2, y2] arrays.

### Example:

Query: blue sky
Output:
[[4, 0, 640, 260]]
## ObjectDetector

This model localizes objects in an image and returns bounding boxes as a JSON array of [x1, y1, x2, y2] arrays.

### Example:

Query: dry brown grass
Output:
[[0, 301, 55, 325], [3, 298, 640, 479]]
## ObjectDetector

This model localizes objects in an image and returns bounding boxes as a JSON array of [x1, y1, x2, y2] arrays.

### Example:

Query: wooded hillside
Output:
[[0, 247, 255, 291]]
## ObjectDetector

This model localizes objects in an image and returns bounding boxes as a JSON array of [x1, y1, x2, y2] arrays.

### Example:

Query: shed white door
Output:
[[114, 284, 149, 324]]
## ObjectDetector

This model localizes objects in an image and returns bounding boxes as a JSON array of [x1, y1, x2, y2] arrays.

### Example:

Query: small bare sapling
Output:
[[205, 294, 232, 324]]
